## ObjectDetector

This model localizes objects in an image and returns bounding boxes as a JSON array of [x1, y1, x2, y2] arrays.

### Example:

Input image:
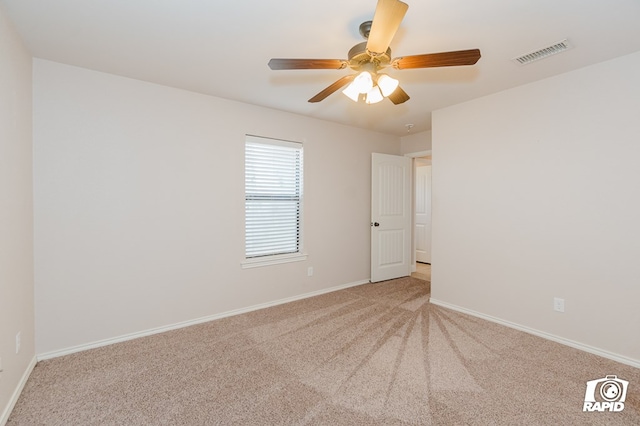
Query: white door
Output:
[[415, 165, 432, 263], [371, 153, 412, 282]]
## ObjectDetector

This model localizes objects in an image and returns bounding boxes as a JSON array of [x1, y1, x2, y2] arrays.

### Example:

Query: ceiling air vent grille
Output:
[[512, 39, 571, 65]]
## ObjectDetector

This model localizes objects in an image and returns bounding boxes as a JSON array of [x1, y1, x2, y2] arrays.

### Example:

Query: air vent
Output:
[[512, 39, 572, 65]]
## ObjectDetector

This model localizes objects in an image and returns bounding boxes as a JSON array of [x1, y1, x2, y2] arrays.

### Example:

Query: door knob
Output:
[[371, 222, 380, 227]]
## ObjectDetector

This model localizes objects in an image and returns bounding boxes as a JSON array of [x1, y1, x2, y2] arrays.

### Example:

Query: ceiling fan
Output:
[[268, 0, 481, 105]]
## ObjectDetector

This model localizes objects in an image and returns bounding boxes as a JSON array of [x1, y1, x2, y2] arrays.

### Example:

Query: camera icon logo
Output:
[[583, 375, 628, 412]]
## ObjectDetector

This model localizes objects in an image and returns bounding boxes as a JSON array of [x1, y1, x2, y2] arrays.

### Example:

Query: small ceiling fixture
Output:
[[512, 39, 572, 65], [405, 123, 414, 132]]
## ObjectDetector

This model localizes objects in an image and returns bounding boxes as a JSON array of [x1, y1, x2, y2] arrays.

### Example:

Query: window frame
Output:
[[241, 135, 307, 269]]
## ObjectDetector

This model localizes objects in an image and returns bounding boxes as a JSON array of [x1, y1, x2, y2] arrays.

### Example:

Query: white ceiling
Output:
[[3, 0, 640, 136]]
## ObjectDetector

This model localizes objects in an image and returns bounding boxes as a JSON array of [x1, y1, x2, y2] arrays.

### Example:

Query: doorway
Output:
[[415, 157, 432, 265], [369, 151, 431, 283], [412, 262, 431, 281]]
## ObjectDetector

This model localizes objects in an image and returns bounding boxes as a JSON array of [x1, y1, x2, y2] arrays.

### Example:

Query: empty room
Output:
[[1, 0, 639, 424]]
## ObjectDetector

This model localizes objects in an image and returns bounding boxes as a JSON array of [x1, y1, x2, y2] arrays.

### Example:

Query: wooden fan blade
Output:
[[308, 75, 355, 103], [387, 85, 410, 105], [268, 58, 348, 70], [366, 0, 409, 54], [392, 49, 481, 70]]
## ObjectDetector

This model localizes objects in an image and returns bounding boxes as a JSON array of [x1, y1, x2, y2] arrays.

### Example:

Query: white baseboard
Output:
[[0, 355, 37, 426], [38, 279, 371, 361], [429, 298, 640, 369]]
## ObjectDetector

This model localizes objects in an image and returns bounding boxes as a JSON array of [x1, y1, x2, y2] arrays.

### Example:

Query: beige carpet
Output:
[[8, 277, 640, 425]]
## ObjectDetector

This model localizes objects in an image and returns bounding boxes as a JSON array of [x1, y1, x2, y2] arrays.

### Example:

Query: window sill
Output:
[[241, 252, 308, 269]]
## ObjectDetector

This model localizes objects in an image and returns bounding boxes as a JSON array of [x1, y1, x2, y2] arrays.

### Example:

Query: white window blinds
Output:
[[245, 136, 303, 259]]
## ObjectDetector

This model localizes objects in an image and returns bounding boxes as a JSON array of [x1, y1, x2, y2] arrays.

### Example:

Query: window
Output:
[[243, 135, 305, 267]]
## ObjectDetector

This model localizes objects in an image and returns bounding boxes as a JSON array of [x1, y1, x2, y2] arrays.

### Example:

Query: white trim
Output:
[[37, 278, 370, 361], [429, 298, 640, 369], [245, 134, 302, 149], [241, 252, 308, 269], [0, 355, 37, 426]]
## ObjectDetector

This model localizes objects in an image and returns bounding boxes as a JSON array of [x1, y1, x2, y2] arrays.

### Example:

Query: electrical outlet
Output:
[[16, 331, 21, 354], [553, 297, 565, 313], [307, 266, 314, 277]]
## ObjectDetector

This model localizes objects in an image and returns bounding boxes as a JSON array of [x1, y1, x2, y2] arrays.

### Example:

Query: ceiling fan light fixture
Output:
[[366, 86, 384, 104], [352, 71, 374, 94], [377, 74, 399, 97], [268, 1, 481, 106]]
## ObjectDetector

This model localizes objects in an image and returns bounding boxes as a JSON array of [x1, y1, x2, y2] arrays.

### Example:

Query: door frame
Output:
[[404, 150, 432, 272]]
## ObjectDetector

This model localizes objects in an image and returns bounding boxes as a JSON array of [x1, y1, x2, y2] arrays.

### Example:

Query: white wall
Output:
[[0, 4, 35, 423], [401, 130, 431, 155], [33, 59, 400, 355], [431, 51, 640, 364]]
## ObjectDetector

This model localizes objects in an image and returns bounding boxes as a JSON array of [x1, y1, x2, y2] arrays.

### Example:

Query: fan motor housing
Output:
[[347, 42, 392, 71]]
